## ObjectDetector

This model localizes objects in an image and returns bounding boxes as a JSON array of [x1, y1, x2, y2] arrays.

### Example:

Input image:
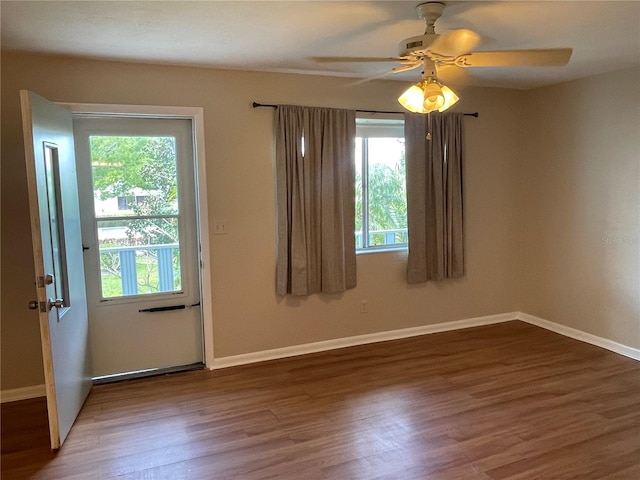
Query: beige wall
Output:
[[519, 66, 640, 348], [1, 52, 525, 390]]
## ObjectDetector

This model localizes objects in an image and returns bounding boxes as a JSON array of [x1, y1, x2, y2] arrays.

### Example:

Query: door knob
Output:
[[48, 298, 65, 309], [28, 300, 39, 310]]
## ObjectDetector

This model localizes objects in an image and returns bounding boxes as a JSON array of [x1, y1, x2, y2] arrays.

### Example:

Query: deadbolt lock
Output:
[[28, 300, 46, 312], [37, 274, 55, 288]]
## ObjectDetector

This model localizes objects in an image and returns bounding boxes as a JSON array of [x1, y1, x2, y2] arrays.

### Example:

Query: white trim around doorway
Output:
[[60, 102, 214, 369]]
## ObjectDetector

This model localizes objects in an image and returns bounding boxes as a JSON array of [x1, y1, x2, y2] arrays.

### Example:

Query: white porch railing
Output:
[[99, 243, 179, 296], [355, 228, 408, 249], [100, 231, 405, 296]]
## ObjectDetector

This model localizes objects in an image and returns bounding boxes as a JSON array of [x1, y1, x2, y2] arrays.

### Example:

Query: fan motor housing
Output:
[[398, 34, 436, 58]]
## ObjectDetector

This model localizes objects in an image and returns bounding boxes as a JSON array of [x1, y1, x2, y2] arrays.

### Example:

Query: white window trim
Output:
[[59, 102, 214, 370], [356, 114, 408, 253]]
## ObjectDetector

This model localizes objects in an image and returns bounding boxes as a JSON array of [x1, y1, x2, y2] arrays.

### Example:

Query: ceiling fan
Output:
[[312, 2, 572, 114]]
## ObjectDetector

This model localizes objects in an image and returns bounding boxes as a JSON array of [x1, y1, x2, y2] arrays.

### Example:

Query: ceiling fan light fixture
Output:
[[397, 83, 428, 113], [439, 84, 460, 112], [398, 79, 459, 114], [422, 80, 445, 111]]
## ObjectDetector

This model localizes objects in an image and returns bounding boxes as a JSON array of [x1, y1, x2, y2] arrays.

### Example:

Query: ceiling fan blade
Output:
[[454, 48, 573, 67], [436, 64, 477, 90], [310, 56, 406, 63], [349, 60, 423, 87], [428, 29, 481, 58], [348, 62, 421, 87], [348, 70, 397, 86], [392, 62, 422, 74]]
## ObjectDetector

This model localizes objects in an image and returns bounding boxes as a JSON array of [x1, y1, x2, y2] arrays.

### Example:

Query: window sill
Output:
[[356, 246, 407, 255]]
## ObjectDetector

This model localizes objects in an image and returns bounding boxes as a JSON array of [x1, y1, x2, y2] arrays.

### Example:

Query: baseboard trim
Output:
[[6, 312, 637, 393], [1, 384, 46, 403], [211, 312, 518, 369], [212, 311, 640, 369], [517, 312, 640, 361]]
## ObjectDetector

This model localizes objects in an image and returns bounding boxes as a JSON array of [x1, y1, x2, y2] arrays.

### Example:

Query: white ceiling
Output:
[[2, 1, 639, 89]]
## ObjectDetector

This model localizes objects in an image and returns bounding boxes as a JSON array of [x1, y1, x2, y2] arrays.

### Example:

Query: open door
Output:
[[21, 90, 92, 449]]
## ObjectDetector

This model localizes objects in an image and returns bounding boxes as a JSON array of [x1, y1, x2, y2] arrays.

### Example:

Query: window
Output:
[[89, 135, 183, 298], [355, 116, 407, 251], [43, 143, 70, 307]]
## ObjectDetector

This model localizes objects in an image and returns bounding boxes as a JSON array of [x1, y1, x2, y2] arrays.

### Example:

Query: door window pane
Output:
[[97, 218, 182, 298], [90, 136, 179, 218], [89, 136, 183, 299], [43, 143, 70, 305]]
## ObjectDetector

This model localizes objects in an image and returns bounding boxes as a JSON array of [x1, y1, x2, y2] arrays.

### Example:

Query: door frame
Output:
[[61, 102, 214, 368]]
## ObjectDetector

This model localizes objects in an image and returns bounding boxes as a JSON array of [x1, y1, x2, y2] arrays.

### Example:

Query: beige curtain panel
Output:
[[275, 105, 357, 296], [405, 112, 465, 283]]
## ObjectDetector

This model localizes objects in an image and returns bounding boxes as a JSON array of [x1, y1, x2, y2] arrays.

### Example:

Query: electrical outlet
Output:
[[360, 300, 368, 314], [214, 222, 228, 235]]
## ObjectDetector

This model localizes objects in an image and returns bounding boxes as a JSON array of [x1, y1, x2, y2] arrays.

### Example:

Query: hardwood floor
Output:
[[2, 321, 639, 479]]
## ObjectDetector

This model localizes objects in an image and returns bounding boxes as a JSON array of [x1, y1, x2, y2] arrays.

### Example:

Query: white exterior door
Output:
[[74, 116, 203, 378], [21, 90, 92, 449]]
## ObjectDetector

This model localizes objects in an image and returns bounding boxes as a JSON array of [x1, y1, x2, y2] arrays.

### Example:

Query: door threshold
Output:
[[92, 362, 205, 385]]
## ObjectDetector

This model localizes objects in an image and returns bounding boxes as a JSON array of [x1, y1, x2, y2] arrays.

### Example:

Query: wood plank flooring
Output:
[[2, 321, 639, 479]]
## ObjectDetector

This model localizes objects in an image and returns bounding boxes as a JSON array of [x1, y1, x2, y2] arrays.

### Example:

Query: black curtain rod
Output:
[[252, 102, 479, 118]]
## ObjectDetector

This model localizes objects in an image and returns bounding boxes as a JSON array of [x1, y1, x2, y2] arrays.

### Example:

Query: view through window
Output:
[[355, 117, 407, 251], [89, 136, 183, 298]]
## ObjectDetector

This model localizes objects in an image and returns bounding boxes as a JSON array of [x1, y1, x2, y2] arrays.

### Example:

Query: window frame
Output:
[[355, 114, 407, 253]]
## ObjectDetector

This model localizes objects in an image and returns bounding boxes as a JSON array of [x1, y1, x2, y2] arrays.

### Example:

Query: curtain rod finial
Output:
[[253, 102, 278, 109]]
